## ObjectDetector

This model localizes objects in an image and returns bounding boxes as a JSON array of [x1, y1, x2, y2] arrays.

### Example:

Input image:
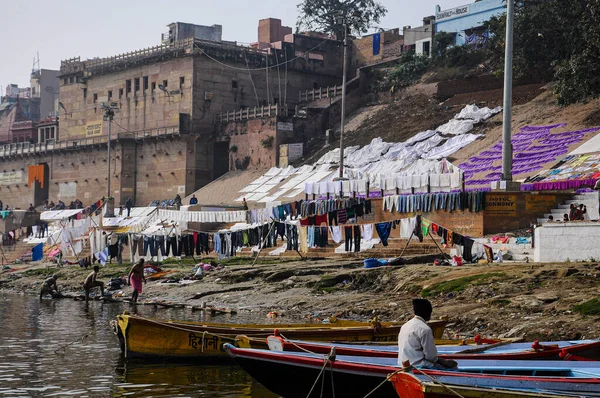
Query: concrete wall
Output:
[[170, 22, 223, 42], [0, 136, 197, 209], [258, 18, 292, 44], [483, 192, 573, 234], [534, 222, 600, 262], [403, 21, 434, 47], [435, 0, 506, 46], [38, 69, 60, 119], [225, 117, 279, 170], [436, 74, 503, 100]]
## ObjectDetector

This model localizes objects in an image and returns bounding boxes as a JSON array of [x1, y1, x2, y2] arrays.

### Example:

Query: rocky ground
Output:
[[2, 257, 599, 341]]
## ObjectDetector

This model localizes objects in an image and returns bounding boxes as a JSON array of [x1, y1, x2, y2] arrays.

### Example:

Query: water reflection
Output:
[[0, 293, 276, 397]]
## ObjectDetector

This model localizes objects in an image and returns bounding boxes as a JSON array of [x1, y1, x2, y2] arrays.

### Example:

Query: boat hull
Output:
[[274, 338, 600, 361], [389, 372, 573, 398], [113, 314, 446, 360], [225, 345, 600, 397], [226, 344, 397, 398]]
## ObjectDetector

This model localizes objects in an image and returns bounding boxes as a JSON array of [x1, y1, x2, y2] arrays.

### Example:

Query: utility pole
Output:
[[501, 0, 515, 185], [337, 18, 349, 180], [102, 102, 117, 217]]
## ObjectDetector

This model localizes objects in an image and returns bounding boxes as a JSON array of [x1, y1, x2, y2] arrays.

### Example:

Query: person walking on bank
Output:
[[174, 194, 182, 210], [40, 275, 61, 299], [398, 298, 458, 370], [83, 266, 105, 302], [128, 259, 146, 303], [125, 197, 133, 217], [189, 194, 198, 205]]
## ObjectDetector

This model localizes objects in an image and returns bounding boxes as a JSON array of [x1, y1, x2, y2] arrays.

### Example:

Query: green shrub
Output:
[[388, 52, 431, 88]]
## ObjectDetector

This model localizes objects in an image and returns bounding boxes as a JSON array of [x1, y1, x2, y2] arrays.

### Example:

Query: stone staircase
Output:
[[0, 239, 37, 265], [238, 236, 449, 259], [537, 192, 599, 224]]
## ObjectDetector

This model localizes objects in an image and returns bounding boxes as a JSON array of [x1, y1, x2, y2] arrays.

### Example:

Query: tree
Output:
[[483, 0, 600, 104], [296, 0, 387, 39]]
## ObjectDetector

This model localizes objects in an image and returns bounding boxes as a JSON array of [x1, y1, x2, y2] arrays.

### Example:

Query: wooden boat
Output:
[[224, 344, 600, 398], [111, 313, 447, 360], [267, 336, 600, 361]]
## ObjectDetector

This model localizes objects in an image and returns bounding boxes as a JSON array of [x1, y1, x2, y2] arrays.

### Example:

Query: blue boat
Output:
[[224, 344, 600, 398], [268, 336, 600, 361]]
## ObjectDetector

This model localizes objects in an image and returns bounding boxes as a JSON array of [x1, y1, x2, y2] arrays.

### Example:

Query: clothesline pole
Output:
[[252, 220, 277, 267], [428, 230, 450, 259], [399, 231, 414, 259]]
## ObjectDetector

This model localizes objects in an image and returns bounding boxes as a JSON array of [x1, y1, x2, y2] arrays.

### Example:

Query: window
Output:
[[83, 88, 87, 99], [134, 78, 140, 92], [126, 79, 131, 94], [143, 76, 148, 91], [231, 80, 238, 88], [69, 76, 74, 84], [151, 82, 156, 91], [108, 90, 112, 100], [93, 93, 98, 103], [179, 76, 185, 87], [119, 88, 123, 98], [162, 79, 168, 88], [63, 78, 68, 85]]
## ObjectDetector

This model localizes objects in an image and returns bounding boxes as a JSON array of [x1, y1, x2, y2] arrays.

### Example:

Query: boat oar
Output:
[[453, 339, 517, 355]]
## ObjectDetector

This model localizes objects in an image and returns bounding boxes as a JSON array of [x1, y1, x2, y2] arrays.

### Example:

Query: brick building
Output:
[[0, 20, 346, 209], [352, 29, 404, 67]]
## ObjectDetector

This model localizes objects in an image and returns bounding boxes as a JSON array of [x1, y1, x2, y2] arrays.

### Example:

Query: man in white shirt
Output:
[[398, 298, 457, 369]]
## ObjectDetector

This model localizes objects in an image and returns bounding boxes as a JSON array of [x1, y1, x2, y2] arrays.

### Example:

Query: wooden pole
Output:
[[428, 230, 449, 259], [399, 231, 414, 258]]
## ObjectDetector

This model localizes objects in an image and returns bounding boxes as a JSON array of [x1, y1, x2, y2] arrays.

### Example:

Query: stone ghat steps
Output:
[[0, 240, 37, 264], [538, 192, 599, 224], [237, 238, 448, 258]]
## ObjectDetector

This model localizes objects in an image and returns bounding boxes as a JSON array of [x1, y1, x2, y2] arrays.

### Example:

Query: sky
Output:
[[0, 0, 461, 89]]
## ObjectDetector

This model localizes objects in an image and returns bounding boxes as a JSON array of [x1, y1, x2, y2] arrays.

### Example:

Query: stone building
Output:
[[0, 20, 345, 209]]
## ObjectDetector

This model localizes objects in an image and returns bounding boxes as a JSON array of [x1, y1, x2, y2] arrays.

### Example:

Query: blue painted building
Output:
[[435, 0, 506, 46]]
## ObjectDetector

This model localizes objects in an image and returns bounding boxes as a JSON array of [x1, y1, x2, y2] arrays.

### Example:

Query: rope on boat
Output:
[[278, 333, 322, 355], [412, 367, 466, 398], [362, 365, 466, 398], [305, 348, 336, 398]]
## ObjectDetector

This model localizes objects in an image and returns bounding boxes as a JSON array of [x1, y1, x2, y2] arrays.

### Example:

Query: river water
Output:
[[0, 293, 277, 397]]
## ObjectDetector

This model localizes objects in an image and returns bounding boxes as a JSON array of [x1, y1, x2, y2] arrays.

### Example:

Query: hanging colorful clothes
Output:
[[375, 222, 392, 246], [28, 165, 45, 188]]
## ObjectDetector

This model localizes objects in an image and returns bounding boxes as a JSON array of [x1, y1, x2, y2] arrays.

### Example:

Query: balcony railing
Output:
[[0, 126, 179, 158]]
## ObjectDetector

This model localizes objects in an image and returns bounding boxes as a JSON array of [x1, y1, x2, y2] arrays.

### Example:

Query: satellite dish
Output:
[[158, 84, 165, 91]]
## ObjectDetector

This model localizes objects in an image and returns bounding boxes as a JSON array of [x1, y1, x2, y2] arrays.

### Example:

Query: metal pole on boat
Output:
[[501, 0, 515, 183]]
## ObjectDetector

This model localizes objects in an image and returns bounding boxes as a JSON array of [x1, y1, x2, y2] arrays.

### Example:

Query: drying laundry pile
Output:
[[460, 123, 600, 190], [522, 152, 600, 191], [235, 105, 500, 205]]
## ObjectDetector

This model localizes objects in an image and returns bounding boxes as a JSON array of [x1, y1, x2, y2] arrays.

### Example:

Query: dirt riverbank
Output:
[[1, 257, 599, 341]]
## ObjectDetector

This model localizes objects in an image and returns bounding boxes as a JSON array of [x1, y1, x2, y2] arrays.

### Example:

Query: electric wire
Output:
[[193, 36, 335, 72]]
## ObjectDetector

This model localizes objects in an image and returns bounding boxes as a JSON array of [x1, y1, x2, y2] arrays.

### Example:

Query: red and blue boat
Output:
[[224, 344, 600, 398], [267, 336, 600, 361]]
